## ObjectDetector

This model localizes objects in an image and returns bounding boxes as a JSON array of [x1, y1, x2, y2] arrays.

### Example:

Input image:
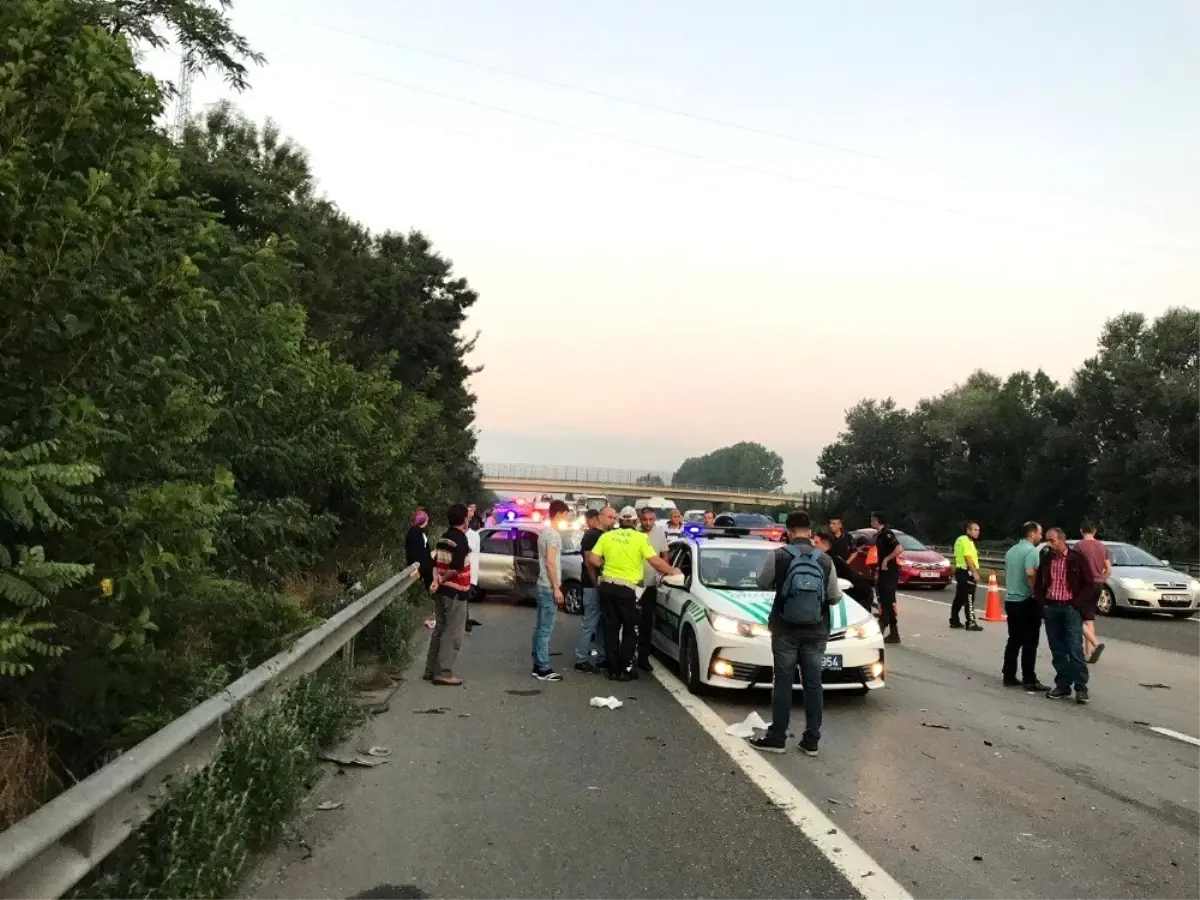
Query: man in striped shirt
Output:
[[1034, 528, 1093, 704], [423, 503, 473, 686]]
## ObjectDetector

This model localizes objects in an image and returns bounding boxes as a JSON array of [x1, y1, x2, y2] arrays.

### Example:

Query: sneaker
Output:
[[574, 661, 601, 674], [949, 620, 964, 629], [1075, 687, 1090, 704], [532, 669, 563, 682], [749, 734, 787, 754], [965, 623, 983, 632], [1024, 681, 1051, 692], [798, 737, 819, 757], [1046, 686, 1072, 700], [1087, 643, 1105, 664]]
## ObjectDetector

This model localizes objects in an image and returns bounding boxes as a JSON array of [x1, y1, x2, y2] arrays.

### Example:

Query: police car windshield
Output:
[[698, 546, 772, 590]]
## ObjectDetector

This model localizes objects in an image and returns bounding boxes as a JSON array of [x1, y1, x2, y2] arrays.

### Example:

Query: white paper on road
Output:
[[725, 711, 768, 738], [589, 695, 624, 710]]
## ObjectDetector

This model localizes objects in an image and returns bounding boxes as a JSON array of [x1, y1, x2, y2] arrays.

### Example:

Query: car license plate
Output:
[[1161, 593, 1191, 607], [921, 571, 940, 578], [821, 655, 842, 671]]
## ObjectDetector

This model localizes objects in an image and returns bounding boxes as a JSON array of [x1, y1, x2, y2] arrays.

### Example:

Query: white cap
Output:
[[619, 505, 638, 519]]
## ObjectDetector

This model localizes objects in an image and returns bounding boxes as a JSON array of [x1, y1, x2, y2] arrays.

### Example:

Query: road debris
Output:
[[315, 800, 344, 811], [973, 855, 983, 861], [921, 722, 952, 730], [1138, 682, 1171, 690], [983, 740, 993, 746], [365, 746, 392, 757], [590, 695, 623, 710], [505, 689, 542, 696], [423, 616, 436, 629], [414, 707, 449, 715], [318, 750, 389, 768], [725, 711, 768, 738]]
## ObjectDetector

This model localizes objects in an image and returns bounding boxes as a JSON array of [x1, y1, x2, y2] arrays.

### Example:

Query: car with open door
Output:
[[474, 522, 586, 614]]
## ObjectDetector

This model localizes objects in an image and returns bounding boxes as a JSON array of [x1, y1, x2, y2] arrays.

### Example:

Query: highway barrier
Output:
[[0, 564, 420, 900]]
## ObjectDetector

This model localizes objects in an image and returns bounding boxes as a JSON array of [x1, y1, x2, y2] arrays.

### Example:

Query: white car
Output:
[[651, 534, 887, 694]]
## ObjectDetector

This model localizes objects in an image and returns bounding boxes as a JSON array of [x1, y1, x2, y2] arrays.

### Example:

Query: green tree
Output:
[[816, 401, 911, 527], [674, 442, 786, 491], [635, 474, 665, 488]]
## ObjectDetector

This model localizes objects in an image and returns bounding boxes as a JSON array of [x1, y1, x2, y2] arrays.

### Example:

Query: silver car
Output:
[[1071, 540, 1200, 617], [475, 522, 586, 614]]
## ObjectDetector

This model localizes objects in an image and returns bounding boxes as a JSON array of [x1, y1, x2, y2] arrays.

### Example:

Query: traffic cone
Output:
[[982, 572, 1005, 622]]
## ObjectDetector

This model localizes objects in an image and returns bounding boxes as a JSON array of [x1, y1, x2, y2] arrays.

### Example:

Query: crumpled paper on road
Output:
[[589, 695, 624, 710], [725, 711, 768, 738]]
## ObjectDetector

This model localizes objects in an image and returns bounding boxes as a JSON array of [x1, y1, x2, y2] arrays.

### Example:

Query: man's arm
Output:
[[880, 534, 902, 569], [545, 544, 562, 600], [824, 557, 843, 601], [648, 555, 680, 576]]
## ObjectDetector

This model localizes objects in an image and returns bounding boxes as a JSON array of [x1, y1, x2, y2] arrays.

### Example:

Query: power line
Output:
[[292, 56, 1193, 255], [302, 20, 1192, 224]]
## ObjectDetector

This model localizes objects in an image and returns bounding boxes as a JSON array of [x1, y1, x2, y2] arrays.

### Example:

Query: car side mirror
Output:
[[662, 573, 687, 589]]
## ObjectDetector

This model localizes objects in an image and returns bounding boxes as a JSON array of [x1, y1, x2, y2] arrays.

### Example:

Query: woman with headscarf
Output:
[[405, 509, 433, 591]]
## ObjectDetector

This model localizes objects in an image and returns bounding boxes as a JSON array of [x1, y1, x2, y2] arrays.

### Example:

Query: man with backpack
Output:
[[749, 510, 843, 757]]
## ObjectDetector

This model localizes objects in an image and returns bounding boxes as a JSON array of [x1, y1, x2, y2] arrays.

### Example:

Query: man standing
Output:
[[951, 521, 983, 631], [424, 504, 473, 686], [1075, 522, 1110, 664], [665, 508, 684, 537], [871, 512, 902, 644], [1036, 528, 1093, 703], [814, 530, 873, 613], [574, 507, 612, 673], [703, 510, 716, 527], [464, 503, 482, 632], [636, 506, 670, 672], [749, 510, 843, 757], [1002, 521, 1050, 691], [531, 500, 571, 682], [827, 515, 856, 564], [586, 506, 679, 681]]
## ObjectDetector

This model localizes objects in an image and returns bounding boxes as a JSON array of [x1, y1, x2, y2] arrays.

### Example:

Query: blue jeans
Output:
[[574, 586, 606, 664], [531, 584, 557, 672], [768, 630, 827, 745], [1044, 603, 1088, 691]]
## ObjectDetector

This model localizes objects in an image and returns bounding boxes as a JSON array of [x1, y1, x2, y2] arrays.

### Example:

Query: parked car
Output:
[[1068, 540, 1200, 617], [849, 528, 953, 589], [474, 523, 586, 614]]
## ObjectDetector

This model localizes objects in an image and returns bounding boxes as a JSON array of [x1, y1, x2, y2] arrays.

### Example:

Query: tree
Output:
[[635, 474, 665, 488], [816, 401, 912, 527], [673, 442, 786, 491]]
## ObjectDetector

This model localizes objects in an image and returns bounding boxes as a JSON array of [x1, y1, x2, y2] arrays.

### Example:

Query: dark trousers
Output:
[[598, 582, 639, 674], [1002, 600, 1042, 683], [637, 586, 657, 664], [951, 569, 977, 625], [1044, 602, 1088, 691], [876, 569, 899, 631], [768, 630, 828, 745]]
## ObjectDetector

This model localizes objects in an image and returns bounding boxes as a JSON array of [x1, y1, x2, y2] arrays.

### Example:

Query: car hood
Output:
[[900, 549, 947, 563], [702, 588, 867, 631], [1113, 565, 1192, 584]]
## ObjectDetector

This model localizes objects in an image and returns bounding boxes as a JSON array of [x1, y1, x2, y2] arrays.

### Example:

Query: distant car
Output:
[[1067, 540, 1200, 617], [684, 509, 708, 523], [713, 513, 785, 542], [850, 528, 953, 589], [474, 523, 586, 614]]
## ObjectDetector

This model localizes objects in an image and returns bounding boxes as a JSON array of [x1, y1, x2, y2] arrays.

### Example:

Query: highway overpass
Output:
[[482, 463, 817, 507]]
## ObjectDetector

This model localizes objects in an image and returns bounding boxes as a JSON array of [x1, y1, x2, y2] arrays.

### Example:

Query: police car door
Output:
[[653, 542, 694, 656]]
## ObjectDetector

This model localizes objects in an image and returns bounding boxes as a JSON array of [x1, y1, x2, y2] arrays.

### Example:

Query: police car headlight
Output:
[[707, 611, 770, 638], [1189, 580, 1200, 592], [845, 618, 881, 640]]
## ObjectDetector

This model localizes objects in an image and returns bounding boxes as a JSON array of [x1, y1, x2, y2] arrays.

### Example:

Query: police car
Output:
[[652, 528, 887, 694]]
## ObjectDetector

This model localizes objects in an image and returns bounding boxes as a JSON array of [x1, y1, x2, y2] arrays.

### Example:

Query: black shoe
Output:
[[1003, 678, 1022, 687], [965, 623, 983, 632], [574, 661, 601, 674], [798, 737, 819, 757], [1024, 681, 1051, 692], [884, 631, 900, 644], [949, 620, 964, 629], [422, 673, 433, 682], [607, 670, 635, 682], [637, 659, 654, 673], [1075, 687, 1090, 704], [749, 735, 787, 754], [1046, 686, 1072, 700], [467, 618, 482, 628]]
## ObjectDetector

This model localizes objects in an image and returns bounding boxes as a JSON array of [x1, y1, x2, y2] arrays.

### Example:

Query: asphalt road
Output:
[[244, 592, 1200, 900], [915, 580, 1199, 657]]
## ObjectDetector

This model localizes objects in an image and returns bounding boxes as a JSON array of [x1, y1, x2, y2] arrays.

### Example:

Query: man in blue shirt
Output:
[[1002, 521, 1050, 691]]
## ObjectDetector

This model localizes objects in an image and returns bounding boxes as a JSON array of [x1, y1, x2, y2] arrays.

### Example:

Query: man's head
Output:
[[965, 521, 981, 539], [585, 508, 600, 529], [829, 515, 844, 536], [1022, 520, 1043, 544], [870, 511, 887, 530], [618, 506, 638, 528], [447, 503, 469, 529], [548, 500, 570, 524], [812, 529, 835, 554], [1046, 527, 1068, 553], [639, 507, 658, 532], [785, 509, 812, 540], [597, 506, 617, 530], [668, 508, 682, 528], [1080, 520, 1097, 537], [703, 510, 716, 526]]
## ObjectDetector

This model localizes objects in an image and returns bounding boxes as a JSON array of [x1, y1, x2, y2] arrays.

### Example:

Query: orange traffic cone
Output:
[[982, 572, 1005, 622]]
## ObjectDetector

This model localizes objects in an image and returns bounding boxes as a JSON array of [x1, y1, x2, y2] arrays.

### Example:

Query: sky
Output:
[[148, 0, 1199, 489]]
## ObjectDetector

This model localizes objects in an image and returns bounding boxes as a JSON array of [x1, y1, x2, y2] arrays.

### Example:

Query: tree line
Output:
[[1, 0, 482, 825], [816, 308, 1199, 559]]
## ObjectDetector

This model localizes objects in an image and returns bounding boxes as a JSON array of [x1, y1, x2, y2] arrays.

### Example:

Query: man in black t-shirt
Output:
[[871, 511, 902, 645], [574, 507, 614, 673], [827, 515, 856, 563]]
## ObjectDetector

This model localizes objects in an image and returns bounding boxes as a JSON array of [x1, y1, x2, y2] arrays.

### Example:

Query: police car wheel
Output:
[[680, 628, 705, 694], [562, 582, 583, 615]]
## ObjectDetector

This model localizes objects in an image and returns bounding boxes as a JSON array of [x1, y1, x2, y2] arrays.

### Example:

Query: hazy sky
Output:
[[150, 0, 1199, 489]]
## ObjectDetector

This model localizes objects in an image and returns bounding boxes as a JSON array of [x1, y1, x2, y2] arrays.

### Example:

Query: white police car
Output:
[[652, 529, 887, 694]]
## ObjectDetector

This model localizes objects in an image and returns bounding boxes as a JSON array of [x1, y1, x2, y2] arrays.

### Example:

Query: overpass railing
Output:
[[0, 564, 420, 900], [481, 462, 813, 499]]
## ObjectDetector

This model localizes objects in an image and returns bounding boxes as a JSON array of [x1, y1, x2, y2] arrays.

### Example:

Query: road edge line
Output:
[[650, 665, 912, 900], [1149, 726, 1200, 747]]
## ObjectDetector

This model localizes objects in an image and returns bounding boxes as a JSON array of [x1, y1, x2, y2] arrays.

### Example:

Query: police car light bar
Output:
[[682, 525, 768, 540]]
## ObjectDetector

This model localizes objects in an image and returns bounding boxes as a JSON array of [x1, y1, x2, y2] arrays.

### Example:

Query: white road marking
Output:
[[650, 665, 912, 900], [1148, 726, 1200, 747]]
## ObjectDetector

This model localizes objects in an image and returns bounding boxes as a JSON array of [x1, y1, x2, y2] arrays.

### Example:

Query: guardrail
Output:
[[929, 546, 1200, 577], [482, 462, 818, 501], [0, 564, 420, 900]]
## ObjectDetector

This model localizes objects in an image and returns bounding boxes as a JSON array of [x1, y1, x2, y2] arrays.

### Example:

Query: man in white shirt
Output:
[[465, 503, 482, 632], [636, 506, 670, 672]]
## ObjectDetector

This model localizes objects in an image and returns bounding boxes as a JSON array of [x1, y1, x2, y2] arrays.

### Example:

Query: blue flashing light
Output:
[[683, 524, 705, 537], [504, 510, 517, 521]]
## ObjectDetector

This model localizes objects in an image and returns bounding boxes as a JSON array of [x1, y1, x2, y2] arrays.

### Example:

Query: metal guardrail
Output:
[[0, 564, 420, 900], [929, 546, 1200, 577], [481, 462, 817, 501]]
